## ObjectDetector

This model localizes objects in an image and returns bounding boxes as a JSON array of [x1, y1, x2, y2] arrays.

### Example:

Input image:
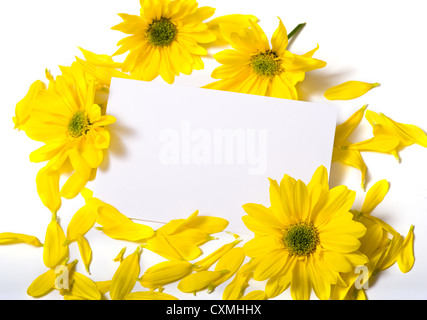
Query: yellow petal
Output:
[[36, 168, 61, 214], [325, 81, 380, 100], [43, 215, 68, 269], [0, 233, 43, 247], [27, 269, 56, 298], [271, 17, 288, 56], [125, 291, 178, 300], [208, 247, 246, 292], [96, 204, 155, 241], [66, 205, 97, 242], [348, 136, 400, 154], [110, 247, 142, 300], [239, 290, 267, 300], [144, 233, 183, 261], [222, 266, 253, 300], [206, 14, 258, 47], [361, 180, 389, 215], [307, 165, 329, 192], [95, 280, 111, 295], [13, 80, 46, 130], [397, 225, 415, 273], [193, 238, 242, 271], [177, 270, 228, 294], [113, 247, 127, 263], [139, 260, 193, 290], [60, 170, 91, 200], [242, 203, 281, 228], [77, 234, 93, 274], [290, 261, 311, 300], [184, 216, 229, 234], [366, 111, 427, 148], [65, 271, 101, 300], [335, 105, 368, 143], [253, 250, 288, 281], [157, 210, 199, 235]]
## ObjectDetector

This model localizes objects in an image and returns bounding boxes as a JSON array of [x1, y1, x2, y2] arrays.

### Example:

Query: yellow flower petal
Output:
[[324, 81, 380, 100], [96, 204, 155, 241], [139, 260, 193, 290], [184, 216, 229, 234], [271, 17, 288, 56], [177, 270, 228, 294], [27, 269, 56, 298], [222, 265, 253, 300], [208, 247, 246, 292], [360, 180, 389, 215], [239, 290, 267, 300], [366, 111, 427, 149], [66, 205, 97, 242], [113, 247, 127, 263], [125, 291, 178, 300], [13, 80, 46, 130], [205, 14, 258, 47], [64, 271, 101, 300], [397, 225, 415, 273], [335, 105, 368, 143], [36, 168, 61, 214], [193, 238, 242, 271], [77, 235, 93, 274], [253, 250, 288, 281], [43, 215, 68, 269], [110, 246, 142, 300], [95, 280, 111, 295], [0, 233, 43, 247], [290, 261, 311, 300]]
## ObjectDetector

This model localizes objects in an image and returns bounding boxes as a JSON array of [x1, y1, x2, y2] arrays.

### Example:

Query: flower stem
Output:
[[287, 22, 306, 40]]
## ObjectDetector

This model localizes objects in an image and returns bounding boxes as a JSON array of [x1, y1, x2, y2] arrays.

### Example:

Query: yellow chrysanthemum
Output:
[[111, 0, 216, 84], [204, 18, 326, 100], [242, 166, 368, 300], [14, 63, 116, 213]]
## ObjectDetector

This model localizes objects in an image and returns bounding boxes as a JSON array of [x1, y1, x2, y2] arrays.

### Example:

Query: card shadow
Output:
[[100, 123, 136, 173]]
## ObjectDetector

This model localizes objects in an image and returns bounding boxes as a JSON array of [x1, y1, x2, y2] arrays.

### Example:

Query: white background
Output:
[[0, 0, 426, 300]]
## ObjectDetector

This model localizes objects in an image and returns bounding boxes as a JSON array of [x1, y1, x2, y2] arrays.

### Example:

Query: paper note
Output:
[[94, 78, 338, 234]]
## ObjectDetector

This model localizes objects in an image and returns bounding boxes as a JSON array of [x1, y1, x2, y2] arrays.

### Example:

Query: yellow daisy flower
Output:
[[204, 18, 326, 100], [242, 166, 367, 300], [111, 0, 216, 84], [19, 63, 116, 213]]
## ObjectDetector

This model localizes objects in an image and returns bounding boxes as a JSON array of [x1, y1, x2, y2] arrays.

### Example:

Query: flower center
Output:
[[146, 18, 177, 47], [251, 51, 282, 77], [283, 222, 319, 256], [68, 111, 90, 138]]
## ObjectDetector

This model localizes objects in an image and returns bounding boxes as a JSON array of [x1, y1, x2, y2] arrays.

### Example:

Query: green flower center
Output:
[[146, 18, 177, 47], [68, 111, 90, 138], [283, 222, 319, 256], [251, 51, 282, 77]]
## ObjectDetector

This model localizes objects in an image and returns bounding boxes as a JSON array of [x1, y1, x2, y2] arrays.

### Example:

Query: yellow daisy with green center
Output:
[[204, 18, 327, 100], [21, 63, 116, 213], [242, 166, 368, 300], [111, 0, 217, 84]]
